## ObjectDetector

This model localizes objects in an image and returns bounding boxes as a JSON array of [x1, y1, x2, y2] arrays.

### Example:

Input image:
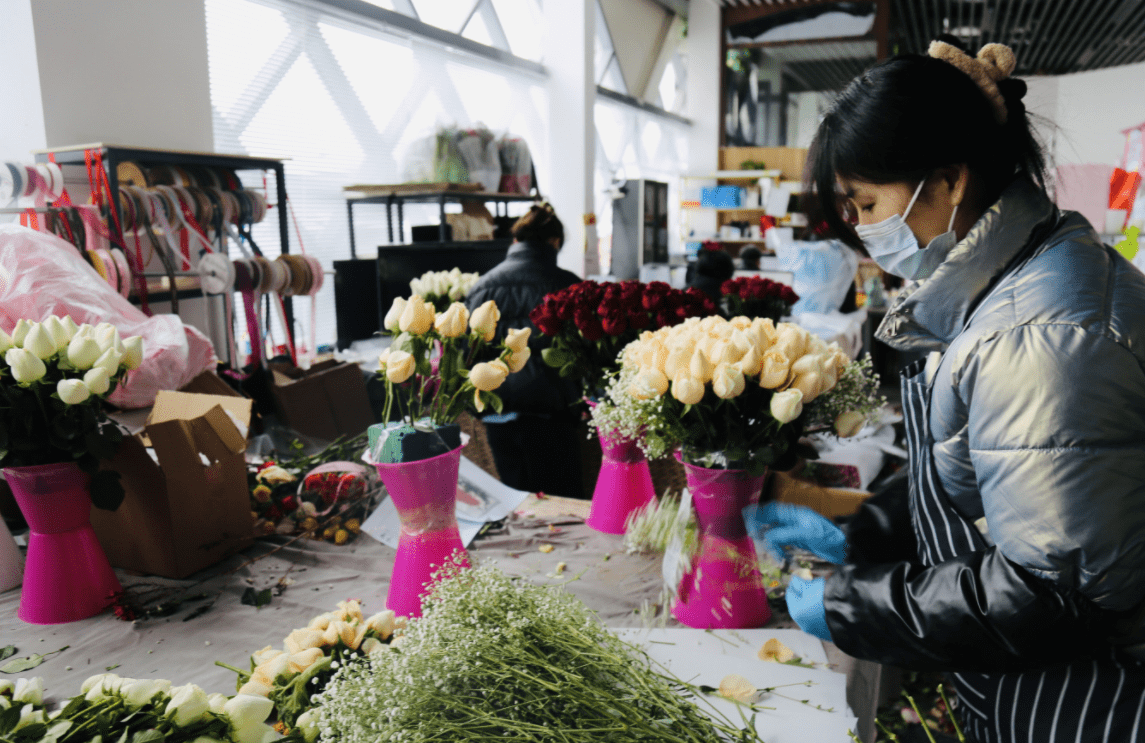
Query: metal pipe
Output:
[[1073, 0, 1144, 71], [1022, 0, 1075, 73], [1041, 0, 1104, 73]]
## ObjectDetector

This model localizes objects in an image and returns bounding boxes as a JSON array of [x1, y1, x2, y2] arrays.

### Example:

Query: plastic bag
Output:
[[498, 137, 533, 194], [0, 224, 216, 408], [774, 236, 860, 314], [400, 135, 438, 183]]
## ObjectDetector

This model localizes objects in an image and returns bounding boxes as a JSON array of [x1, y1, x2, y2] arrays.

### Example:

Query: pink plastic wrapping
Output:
[[373, 445, 469, 617], [585, 427, 657, 535], [671, 461, 772, 629], [4, 462, 121, 624], [0, 225, 216, 409]]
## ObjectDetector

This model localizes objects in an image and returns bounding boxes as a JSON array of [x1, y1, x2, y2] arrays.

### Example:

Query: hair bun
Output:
[[998, 77, 1027, 101]]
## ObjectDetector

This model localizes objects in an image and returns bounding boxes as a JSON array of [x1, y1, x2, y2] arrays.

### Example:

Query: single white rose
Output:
[[735, 346, 762, 377], [6, 348, 47, 385], [365, 609, 397, 639], [11, 319, 31, 347], [122, 678, 164, 709], [470, 360, 509, 392], [434, 302, 470, 338], [92, 347, 123, 376], [469, 300, 500, 342], [399, 295, 435, 335], [44, 316, 71, 351], [504, 327, 531, 354], [94, 324, 123, 354], [224, 694, 275, 731], [61, 316, 80, 340], [506, 347, 531, 373], [287, 648, 324, 674], [237, 679, 273, 698], [384, 297, 408, 332], [628, 369, 669, 400], [207, 692, 228, 714], [790, 371, 824, 404], [67, 333, 103, 370], [385, 350, 416, 384], [770, 388, 804, 424], [688, 348, 714, 384], [83, 367, 111, 396], [57, 378, 91, 405], [13, 705, 44, 732], [296, 709, 320, 743], [835, 410, 867, 438], [360, 637, 385, 655], [13, 677, 43, 706], [283, 629, 324, 655], [121, 336, 144, 370], [711, 363, 746, 400], [0, 328, 12, 355], [758, 349, 791, 390], [671, 374, 705, 406], [251, 646, 285, 666], [23, 324, 57, 360], [165, 683, 210, 727], [81, 673, 120, 694]]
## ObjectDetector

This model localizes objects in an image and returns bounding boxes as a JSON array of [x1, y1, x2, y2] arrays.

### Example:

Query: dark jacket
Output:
[[465, 241, 581, 417], [826, 178, 1145, 671]]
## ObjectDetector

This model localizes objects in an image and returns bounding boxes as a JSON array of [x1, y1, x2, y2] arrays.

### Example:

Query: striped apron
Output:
[[901, 358, 1145, 742]]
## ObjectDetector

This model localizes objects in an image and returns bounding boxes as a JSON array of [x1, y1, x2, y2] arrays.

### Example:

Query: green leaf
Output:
[[485, 392, 504, 415], [0, 647, 14, 662], [0, 705, 21, 734], [13, 722, 48, 741], [540, 347, 570, 368], [0, 655, 44, 674], [241, 587, 273, 608], [105, 663, 120, 671], [130, 730, 165, 743], [558, 363, 577, 379]]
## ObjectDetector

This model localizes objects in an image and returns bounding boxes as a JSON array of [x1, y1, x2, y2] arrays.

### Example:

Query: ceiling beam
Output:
[[648, 0, 690, 19]]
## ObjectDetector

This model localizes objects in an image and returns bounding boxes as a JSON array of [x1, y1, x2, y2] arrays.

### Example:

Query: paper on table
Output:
[[360, 455, 531, 549], [613, 627, 830, 666]]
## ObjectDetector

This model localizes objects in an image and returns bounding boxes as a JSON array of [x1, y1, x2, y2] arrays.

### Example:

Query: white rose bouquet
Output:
[[408, 268, 480, 312], [590, 316, 880, 474], [378, 295, 528, 427], [0, 316, 143, 510]]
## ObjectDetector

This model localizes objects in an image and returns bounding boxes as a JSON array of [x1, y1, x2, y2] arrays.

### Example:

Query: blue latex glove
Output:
[[745, 501, 847, 564], [786, 576, 832, 642]]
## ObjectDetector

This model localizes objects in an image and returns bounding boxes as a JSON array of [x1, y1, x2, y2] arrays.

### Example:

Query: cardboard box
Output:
[[269, 360, 375, 441], [92, 390, 254, 579], [769, 469, 871, 520]]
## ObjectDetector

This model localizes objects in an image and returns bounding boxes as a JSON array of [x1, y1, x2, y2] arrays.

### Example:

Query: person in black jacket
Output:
[[465, 203, 584, 497], [685, 248, 734, 305]]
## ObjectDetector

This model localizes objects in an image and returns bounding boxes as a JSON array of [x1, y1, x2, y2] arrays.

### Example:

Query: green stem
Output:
[[906, 693, 937, 743], [937, 684, 964, 742]]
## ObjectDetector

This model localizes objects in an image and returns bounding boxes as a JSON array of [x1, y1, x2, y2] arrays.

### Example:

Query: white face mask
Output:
[[855, 179, 959, 280]]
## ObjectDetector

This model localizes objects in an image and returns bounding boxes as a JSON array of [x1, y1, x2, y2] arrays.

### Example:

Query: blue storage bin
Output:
[[700, 186, 743, 208]]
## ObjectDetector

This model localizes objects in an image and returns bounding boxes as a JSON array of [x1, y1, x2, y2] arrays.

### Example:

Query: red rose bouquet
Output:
[[720, 276, 799, 324], [530, 281, 717, 397]]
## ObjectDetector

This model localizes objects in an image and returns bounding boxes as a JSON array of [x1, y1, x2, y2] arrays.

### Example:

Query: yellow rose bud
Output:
[[365, 610, 397, 639], [770, 388, 804, 424], [759, 349, 791, 389], [664, 346, 692, 379], [790, 353, 824, 378], [689, 348, 714, 384], [288, 648, 324, 674], [774, 323, 809, 359], [506, 347, 531, 373], [284, 629, 324, 655], [386, 350, 416, 384], [628, 369, 669, 400], [749, 317, 778, 352], [699, 316, 722, 333], [671, 374, 705, 405], [470, 300, 501, 342], [791, 371, 824, 403], [334, 529, 350, 545], [378, 348, 390, 369], [336, 599, 364, 623], [640, 341, 669, 373], [307, 612, 334, 630], [504, 327, 531, 353], [384, 297, 407, 332], [835, 410, 866, 438], [361, 637, 386, 655], [712, 363, 746, 400], [730, 316, 752, 331], [470, 360, 509, 391], [399, 295, 435, 335], [434, 302, 470, 338], [735, 346, 762, 377]]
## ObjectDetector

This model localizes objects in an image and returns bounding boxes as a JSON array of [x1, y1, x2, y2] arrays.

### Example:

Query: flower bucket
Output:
[[585, 427, 657, 535], [4, 462, 122, 624], [671, 461, 771, 629], [373, 445, 469, 618]]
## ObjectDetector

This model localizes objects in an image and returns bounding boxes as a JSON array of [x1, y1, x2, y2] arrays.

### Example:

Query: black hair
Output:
[[696, 248, 735, 280], [512, 202, 564, 246], [739, 246, 763, 266], [806, 37, 1047, 250]]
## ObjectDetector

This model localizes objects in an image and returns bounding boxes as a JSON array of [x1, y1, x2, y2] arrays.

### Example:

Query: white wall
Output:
[[0, 0, 47, 162], [30, 0, 214, 151]]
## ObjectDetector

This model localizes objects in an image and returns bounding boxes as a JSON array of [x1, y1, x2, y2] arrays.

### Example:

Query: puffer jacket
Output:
[[825, 178, 1145, 671], [465, 241, 581, 417]]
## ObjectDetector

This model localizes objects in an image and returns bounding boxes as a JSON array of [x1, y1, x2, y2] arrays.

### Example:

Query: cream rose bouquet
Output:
[[378, 295, 528, 427], [590, 316, 877, 474], [409, 268, 480, 312], [0, 316, 143, 510]]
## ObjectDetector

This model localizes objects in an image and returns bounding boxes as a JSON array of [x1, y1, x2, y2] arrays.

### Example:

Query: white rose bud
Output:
[[385, 350, 416, 384], [296, 709, 320, 743], [365, 609, 397, 639], [43, 316, 71, 351], [469, 300, 501, 342], [470, 360, 509, 391], [61, 316, 80, 340], [0, 328, 12, 355], [834, 410, 866, 438], [433, 302, 470, 338], [92, 348, 123, 376], [628, 369, 669, 400], [711, 364, 746, 400], [224, 694, 275, 731], [384, 297, 407, 332], [94, 324, 123, 354], [83, 367, 111, 396], [504, 327, 531, 354], [770, 388, 804, 424], [122, 678, 164, 709], [506, 347, 531, 373], [13, 677, 43, 706], [399, 295, 435, 335], [237, 679, 273, 698], [121, 336, 144, 370], [13, 705, 43, 732], [5, 348, 47, 385], [57, 378, 91, 405], [67, 333, 103, 370], [23, 324, 57, 360], [81, 673, 120, 694], [207, 693, 228, 714], [11, 319, 32, 347], [165, 683, 210, 727], [671, 374, 705, 406]]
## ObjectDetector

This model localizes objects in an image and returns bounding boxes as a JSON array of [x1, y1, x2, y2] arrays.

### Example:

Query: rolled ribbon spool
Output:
[[110, 248, 132, 298], [116, 161, 149, 188], [1, 162, 22, 205]]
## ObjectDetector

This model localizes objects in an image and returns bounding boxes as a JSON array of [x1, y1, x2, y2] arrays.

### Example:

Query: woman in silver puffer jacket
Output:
[[753, 36, 1145, 742]]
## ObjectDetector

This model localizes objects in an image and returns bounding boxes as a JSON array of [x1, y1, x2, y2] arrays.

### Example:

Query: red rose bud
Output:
[[601, 316, 628, 336], [281, 495, 297, 511], [575, 311, 604, 341], [721, 279, 736, 296], [628, 311, 650, 330]]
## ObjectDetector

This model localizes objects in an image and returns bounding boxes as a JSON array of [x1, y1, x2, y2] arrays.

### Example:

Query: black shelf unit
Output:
[[34, 143, 293, 328], [344, 188, 537, 257]]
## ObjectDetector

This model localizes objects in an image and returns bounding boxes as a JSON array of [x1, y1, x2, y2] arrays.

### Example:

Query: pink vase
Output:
[[585, 428, 657, 535], [4, 462, 122, 624], [671, 461, 772, 629], [373, 445, 469, 618]]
